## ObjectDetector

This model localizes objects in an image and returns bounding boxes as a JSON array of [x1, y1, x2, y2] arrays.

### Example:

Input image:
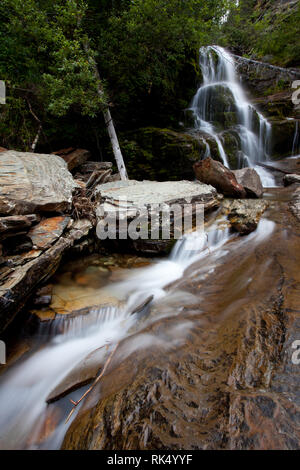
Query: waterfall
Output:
[[189, 46, 272, 176]]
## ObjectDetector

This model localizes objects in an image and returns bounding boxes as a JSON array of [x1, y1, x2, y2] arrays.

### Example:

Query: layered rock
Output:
[[0, 217, 94, 333], [0, 151, 76, 215]]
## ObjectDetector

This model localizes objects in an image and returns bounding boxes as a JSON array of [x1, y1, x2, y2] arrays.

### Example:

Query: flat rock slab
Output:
[[97, 180, 218, 215], [0, 151, 76, 215], [28, 216, 70, 250]]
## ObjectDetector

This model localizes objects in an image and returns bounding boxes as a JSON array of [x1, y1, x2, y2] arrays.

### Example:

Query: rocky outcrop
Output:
[[193, 157, 246, 198], [0, 216, 94, 333], [269, 118, 300, 158], [224, 199, 269, 235], [233, 168, 264, 198], [0, 151, 76, 215], [234, 54, 300, 98]]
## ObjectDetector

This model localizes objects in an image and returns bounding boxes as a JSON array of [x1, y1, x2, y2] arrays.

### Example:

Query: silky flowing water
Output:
[[189, 46, 275, 186], [0, 47, 299, 450], [0, 211, 279, 449]]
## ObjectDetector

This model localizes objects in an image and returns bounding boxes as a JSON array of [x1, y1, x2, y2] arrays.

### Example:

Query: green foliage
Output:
[[254, 2, 300, 67], [0, 0, 235, 152], [222, 0, 300, 67]]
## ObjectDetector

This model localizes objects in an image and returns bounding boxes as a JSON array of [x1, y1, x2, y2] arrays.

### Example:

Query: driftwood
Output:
[[65, 341, 120, 423], [86, 169, 112, 197]]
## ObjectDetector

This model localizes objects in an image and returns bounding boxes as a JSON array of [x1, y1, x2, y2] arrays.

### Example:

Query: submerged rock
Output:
[[0, 151, 76, 215], [193, 157, 246, 198], [233, 168, 264, 198], [224, 199, 269, 234]]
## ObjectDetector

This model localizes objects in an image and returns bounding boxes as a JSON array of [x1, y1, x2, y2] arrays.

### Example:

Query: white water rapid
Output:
[[0, 216, 276, 450], [189, 45, 275, 186]]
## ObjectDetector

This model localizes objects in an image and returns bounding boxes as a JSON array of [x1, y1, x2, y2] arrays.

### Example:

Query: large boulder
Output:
[[193, 157, 246, 198], [0, 151, 76, 215], [233, 168, 264, 198]]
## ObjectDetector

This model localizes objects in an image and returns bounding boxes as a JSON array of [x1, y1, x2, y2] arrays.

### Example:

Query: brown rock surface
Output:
[[63, 188, 300, 450], [193, 157, 246, 198]]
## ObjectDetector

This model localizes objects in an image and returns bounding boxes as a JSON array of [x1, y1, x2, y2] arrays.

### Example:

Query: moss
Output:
[[118, 127, 204, 181]]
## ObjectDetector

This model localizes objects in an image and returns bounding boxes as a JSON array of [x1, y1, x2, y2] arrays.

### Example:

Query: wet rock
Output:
[[0, 218, 96, 333], [257, 156, 300, 176], [62, 191, 300, 450], [270, 119, 300, 158], [52, 148, 90, 171], [28, 216, 70, 250], [0, 151, 76, 215], [233, 168, 264, 198], [283, 174, 300, 186], [0, 147, 7, 152], [193, 157, 246, 198], [224, 199, 269, 234], [46, 346, 106, 404]]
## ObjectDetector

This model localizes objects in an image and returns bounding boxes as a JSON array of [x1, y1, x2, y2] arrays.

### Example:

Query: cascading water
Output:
[[0, 220, 233, 450], [0, 213, 276, 450], [189, 46, 274, 186]]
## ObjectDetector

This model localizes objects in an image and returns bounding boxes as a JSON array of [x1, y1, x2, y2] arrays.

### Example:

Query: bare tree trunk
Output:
[[83, 42, 128, 181], [102, 107, 127, 180], [31, 124, 42, 152]]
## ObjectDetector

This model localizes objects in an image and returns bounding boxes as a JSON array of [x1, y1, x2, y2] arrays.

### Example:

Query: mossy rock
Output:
[[220, 130, 241, 169], [119, 127, 206, 181], [269, 118, 299, 159]]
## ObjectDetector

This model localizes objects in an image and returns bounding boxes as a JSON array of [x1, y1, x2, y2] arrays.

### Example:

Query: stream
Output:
[[0, 46, 299, 450]]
